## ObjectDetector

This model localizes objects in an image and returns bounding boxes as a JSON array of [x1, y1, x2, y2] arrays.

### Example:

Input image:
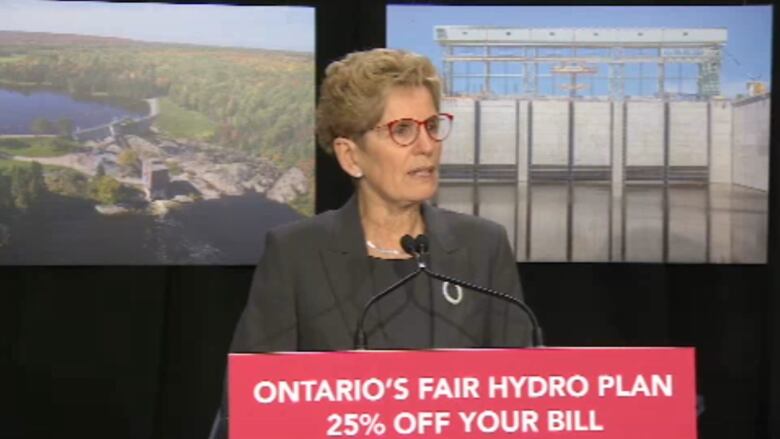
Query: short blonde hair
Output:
[[316, 48, 441, 154]]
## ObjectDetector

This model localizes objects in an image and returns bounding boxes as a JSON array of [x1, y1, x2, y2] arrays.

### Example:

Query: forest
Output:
[[0, 34, 315, 173], [0, 161, 46, 212], [0, 158, 138, 215]]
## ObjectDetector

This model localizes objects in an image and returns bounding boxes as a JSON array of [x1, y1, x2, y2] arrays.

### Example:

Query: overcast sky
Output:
[[0, 0, 314, 52]]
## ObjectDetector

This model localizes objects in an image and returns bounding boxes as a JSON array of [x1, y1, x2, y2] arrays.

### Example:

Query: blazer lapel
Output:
[[422, 203, 468, 279], [319, 195, 373, 346], [423, 204, 481, 346]]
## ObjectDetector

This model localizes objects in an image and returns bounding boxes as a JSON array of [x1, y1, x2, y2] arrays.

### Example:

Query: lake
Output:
[[0, 87, 146, 134]]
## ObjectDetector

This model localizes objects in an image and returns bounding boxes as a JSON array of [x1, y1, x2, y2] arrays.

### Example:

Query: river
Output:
[[0, 87, 146, 134], [0, 192, 303, 265]]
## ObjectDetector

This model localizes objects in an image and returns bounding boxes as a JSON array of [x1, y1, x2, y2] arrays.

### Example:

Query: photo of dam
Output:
[[389, 6, 772, 263]]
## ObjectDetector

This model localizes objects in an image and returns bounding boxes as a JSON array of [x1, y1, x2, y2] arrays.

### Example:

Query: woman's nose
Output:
[[413, 127, 437, 154]]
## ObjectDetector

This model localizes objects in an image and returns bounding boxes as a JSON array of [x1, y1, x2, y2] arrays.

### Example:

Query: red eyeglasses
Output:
[[371, 113, 454, 147]]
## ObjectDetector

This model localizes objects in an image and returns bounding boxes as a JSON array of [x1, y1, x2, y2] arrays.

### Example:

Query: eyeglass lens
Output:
[[390, 114, 452, 146]]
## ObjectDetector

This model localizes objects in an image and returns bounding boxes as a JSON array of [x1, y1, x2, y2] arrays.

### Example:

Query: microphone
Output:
[[353, 234, 545, 349], [415, 235, 429, 254], [353, 234, 424, 349], [412, 234, 544, 347], [400, 235, 417, 257], [402, 234, 427, 269]]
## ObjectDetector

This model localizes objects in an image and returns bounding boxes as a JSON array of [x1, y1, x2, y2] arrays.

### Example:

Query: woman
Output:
[[210, 47, 532, 439], [229, 48, 532, 353]]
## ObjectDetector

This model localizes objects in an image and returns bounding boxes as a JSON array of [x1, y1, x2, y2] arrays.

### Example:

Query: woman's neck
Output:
[[358, 191, 425, 257]]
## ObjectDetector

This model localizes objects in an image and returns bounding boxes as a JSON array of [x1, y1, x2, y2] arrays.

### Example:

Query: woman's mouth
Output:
[[408, 166, 436, 178]]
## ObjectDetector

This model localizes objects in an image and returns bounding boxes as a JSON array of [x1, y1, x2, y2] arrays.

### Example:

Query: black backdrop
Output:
[[3, 0, 778, 438]]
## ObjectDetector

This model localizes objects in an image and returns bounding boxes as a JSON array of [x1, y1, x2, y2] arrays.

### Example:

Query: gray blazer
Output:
[[210, 196, 532, 438], [230, 195, 532, 353]]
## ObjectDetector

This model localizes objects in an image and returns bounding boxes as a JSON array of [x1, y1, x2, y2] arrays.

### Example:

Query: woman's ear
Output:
[[332, 137, 363, 178]]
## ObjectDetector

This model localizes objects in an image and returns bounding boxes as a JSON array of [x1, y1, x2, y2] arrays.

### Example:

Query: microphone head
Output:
[[415, 235, 430, 254], [400, 235, 417, 255]]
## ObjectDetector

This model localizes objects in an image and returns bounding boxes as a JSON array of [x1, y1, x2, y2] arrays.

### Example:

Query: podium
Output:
[[229, 348, 696, 438]]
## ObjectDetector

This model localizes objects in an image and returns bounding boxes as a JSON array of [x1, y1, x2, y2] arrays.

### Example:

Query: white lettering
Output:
[[253, 381, 276, 404], [458, 410, 539, 433], [491, 375, 590, 398], [547, 410, 604, 432], [599, 374, 674, 397], [393, 377, 410, 400], [418, 377, 480, 400]]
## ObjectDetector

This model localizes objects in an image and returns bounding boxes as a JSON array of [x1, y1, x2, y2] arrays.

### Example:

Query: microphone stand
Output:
[[353, 235, 429, 350], [412, 235, 544, 347], [419, 265, 544, 347], [353, 235, 545, 349], [353, 267, 423, 350]]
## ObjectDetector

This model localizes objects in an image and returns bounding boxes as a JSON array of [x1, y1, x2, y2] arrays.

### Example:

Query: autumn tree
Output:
[[9, 161, 46, 210], [117, 149, 141, 176], [89, 175, 124, 205]]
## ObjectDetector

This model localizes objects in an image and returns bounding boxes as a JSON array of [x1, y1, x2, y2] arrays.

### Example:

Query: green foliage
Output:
[[0, 44, 315, 170], [85, 172, 140, 205], [89, 175, 124, 205], [0, 138, 27, 150], [117, 149, 141, 175], [156, 98, 216, 140], [0, 54, 26, 64], [44, 168, 89, 198], [0, 160, 47, 210], [0, 159, 25, 172], [51, 137, 78, 152], [0, 137, 76, 157], [0, 173, 13, 210]]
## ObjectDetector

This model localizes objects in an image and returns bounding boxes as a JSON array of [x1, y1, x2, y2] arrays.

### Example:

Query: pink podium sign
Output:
[[229, 347, 696, 439]]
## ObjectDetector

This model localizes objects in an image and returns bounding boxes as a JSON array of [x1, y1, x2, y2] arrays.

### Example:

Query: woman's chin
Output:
[[406, 185, 438, 204]]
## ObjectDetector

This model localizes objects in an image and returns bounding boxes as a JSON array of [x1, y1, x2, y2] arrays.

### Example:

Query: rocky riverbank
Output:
[[13, 133, 310, 209]]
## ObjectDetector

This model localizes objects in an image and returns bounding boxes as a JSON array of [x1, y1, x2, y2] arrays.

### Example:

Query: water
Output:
[[0, 88, 145, 134], [436, 182, 768, 264], [0, 193, 303, 265]]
